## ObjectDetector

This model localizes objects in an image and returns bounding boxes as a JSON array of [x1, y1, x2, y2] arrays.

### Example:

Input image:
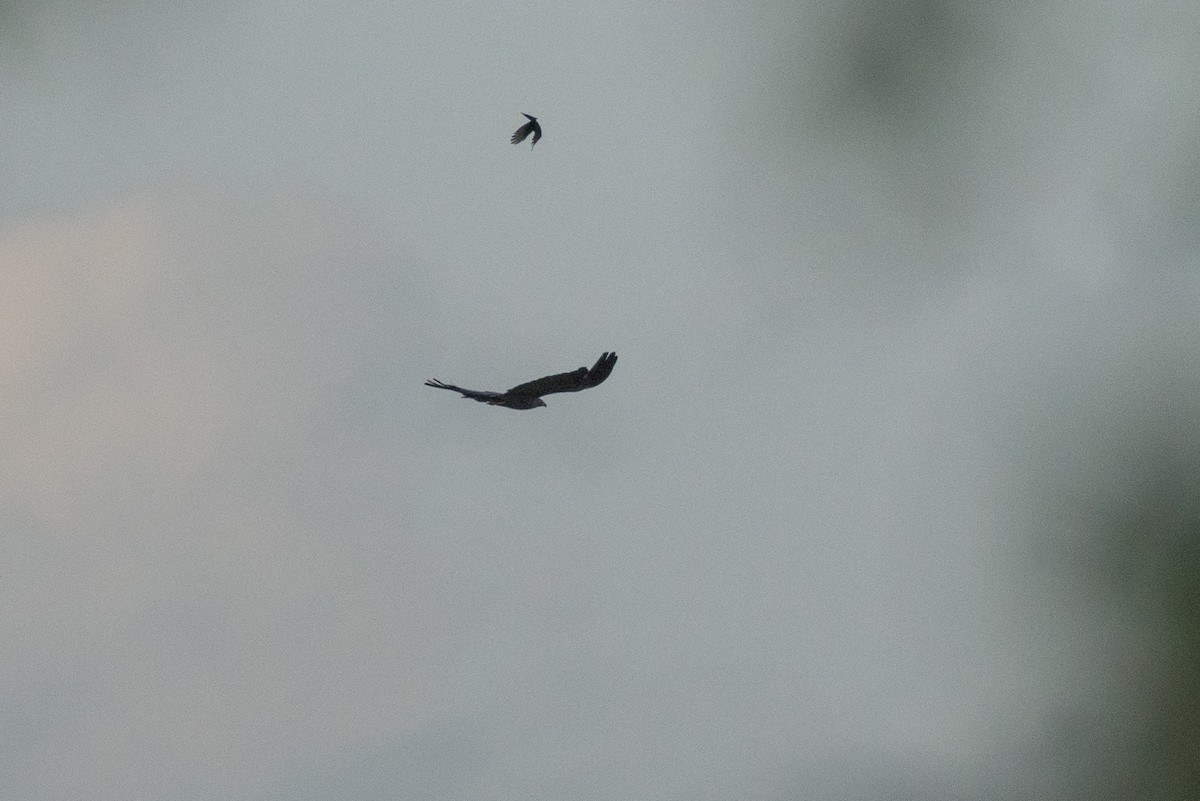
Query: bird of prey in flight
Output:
[[426, 352, 617, 410], [511, 113, 541, 148]]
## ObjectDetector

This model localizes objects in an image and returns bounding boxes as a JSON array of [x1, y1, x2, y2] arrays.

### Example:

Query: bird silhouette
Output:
[[511, 113, 541, 148], [426, 352, 617, 410]]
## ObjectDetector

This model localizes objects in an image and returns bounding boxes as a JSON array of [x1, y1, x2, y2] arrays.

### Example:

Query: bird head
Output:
[[523, 113, 537, 121]]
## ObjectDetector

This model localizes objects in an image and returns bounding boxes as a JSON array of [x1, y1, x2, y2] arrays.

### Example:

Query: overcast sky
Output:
[[2, 2, 1198, 799]]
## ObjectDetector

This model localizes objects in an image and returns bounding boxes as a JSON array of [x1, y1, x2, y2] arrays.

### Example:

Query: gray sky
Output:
[[2, 2, 1198, 799]]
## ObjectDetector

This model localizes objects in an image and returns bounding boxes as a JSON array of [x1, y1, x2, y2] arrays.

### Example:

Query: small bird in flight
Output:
[[426, 352, 617, 410], [511, 113, 542, 148]]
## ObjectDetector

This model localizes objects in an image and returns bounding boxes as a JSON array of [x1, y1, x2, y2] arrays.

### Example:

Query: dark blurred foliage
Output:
[[795, 0, 989, 143], [803, 2, 1200, 794], [1037, 400, 1200, 800], [832, 0, 974, 120]]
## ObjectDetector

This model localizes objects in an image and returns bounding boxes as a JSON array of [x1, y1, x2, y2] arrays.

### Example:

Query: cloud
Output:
[[4, 2, 1200, 799]]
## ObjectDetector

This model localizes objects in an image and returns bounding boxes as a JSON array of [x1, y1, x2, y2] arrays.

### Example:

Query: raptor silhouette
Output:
[[426, 352, 617, 410]]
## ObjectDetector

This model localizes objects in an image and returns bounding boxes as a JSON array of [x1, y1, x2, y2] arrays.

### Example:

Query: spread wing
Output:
[[506, 352, 617, 398], [511, 120, 537, 145], [424, 379, 502, 404]]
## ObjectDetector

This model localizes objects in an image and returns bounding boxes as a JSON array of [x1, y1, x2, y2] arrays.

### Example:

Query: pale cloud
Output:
[[0, 194, 337, 525], [0, 204, 156, 384], [1, 200, 335, 798]]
